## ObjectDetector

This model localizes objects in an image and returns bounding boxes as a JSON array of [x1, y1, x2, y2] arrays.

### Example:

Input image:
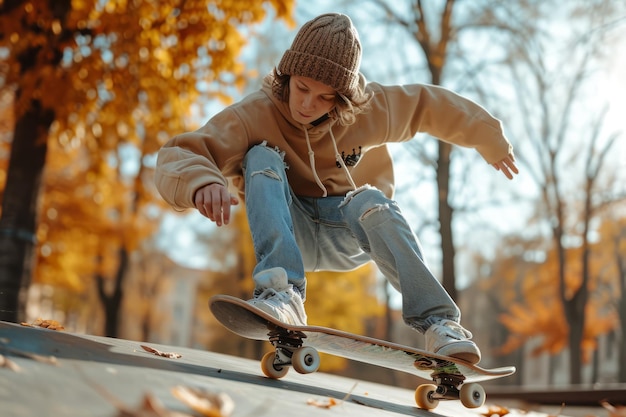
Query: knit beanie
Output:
[[277, 13, 362, 99]]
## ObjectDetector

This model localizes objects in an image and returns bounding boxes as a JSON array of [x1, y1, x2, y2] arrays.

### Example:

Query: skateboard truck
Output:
[[268, 328, 304, 366], [415, 371, 485, 410], [261, 326, 321, 378], [431, 373, 465, 400]]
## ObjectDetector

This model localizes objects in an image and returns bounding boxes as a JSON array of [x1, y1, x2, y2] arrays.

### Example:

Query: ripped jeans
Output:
[[242, 144, 460, 332]]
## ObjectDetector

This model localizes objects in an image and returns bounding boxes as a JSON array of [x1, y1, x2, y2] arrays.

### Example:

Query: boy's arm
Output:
[[372, 82, 514, 166], [155, 108, 249, 209]]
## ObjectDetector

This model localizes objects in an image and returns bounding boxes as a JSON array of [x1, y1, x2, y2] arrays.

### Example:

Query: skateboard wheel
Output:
[[260, 351, 289, 379], [415, 384, 439, 410], [459, 383, 485, 408], [291, 346, 320, 374]]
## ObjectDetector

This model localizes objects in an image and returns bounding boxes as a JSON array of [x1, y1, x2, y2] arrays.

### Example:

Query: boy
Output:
[[156, 13, 518, 364]]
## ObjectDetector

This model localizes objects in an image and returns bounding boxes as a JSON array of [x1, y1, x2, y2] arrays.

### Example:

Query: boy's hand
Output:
[[492, 152, 519, 180], [194, 183, 239, 226]]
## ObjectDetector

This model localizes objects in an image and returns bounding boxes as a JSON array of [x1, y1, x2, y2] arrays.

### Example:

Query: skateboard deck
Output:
[[209, 294, 515, 410]]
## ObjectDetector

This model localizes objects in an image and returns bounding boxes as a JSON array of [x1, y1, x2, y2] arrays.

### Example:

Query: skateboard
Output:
[[209, 294, 515, 410]]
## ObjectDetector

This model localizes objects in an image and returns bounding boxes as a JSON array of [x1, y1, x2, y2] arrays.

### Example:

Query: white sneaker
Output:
[[248, 267, 307, 326], [424, 319, 481, 364]]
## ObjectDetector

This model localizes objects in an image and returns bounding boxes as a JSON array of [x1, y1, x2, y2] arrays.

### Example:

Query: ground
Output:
[[0, 321, 572, 417]]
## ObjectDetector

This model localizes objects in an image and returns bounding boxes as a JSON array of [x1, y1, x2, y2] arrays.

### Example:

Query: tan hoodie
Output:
[[155, 74, 512, 209]]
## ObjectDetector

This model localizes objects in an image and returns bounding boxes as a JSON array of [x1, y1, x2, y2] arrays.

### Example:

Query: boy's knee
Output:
[[247, 141, 285, 160], [339, 185, 388, 208], [339, 185, 397, 225], [244, 141, 288, 172]]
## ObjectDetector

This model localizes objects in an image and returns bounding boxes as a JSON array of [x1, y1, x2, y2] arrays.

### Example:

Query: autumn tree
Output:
[[0, 0, 295, 325], [494, 1, 625, 383], [496, 241, 619, 377]]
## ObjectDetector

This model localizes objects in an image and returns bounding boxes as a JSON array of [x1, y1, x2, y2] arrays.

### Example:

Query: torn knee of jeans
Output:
[[360, 203, 390, 221], [250, 168, 282, 181], [259, 140, 289, 169], [338, 184, 374, 208]]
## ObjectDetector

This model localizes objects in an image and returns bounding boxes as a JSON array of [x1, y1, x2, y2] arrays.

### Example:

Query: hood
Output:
[[260, 72, 358, 197]]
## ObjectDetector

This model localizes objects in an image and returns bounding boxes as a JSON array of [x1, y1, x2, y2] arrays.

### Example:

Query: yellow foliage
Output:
[[306, 266, 384, 331], [1, 0, 295, 149], [306, 265, 385, 371], [495, 229, 621, 362], [0, 0, 296, 296]]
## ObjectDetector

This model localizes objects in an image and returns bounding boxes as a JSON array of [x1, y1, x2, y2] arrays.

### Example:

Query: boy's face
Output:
[[288, 76, 336, 125]]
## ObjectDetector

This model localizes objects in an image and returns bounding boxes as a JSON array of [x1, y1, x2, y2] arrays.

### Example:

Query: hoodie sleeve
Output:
[[370, 82, 513, 164], [155, 108, 249, 210]]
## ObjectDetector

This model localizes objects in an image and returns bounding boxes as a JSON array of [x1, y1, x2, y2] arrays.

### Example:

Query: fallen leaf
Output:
[[79, 370, 192, 417], [0, 354, 21, 372], [140, 345, 182, 359], [20, 318, 65, 331], [307, 397, 339, 409], [116, 393, 192, 417], [480, 405, 510, 417], [171, 386, 234, 417], [481, 405, 510, 416]]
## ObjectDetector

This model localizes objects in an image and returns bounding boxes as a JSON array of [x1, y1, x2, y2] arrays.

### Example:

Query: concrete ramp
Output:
[[0, 321, 564, 417]]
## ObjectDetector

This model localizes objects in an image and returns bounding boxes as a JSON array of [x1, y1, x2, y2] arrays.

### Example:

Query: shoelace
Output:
[[254, 288, 296, 307], [433, 320, 473, 339], [254, 288, 279, 300]]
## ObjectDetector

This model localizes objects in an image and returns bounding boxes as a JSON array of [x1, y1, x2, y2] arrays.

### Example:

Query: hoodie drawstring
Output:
[[303, 128, 328, 197], [329, 127, 358, 190], [302, 124, 358, 197]]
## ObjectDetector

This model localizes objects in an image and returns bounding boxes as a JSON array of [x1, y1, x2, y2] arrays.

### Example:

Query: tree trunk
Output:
[[591, 341, 599, 384], [427, 0, 457, 301], [566, 306, 585, 384], [0, 99, 52, 322], [436, 141, 456, 301], [617, 290, 626, 382], [96, 246, 128, 337], [430, 64, 457, 301], [564, 174, 593, 384], [617, 245, 626, 382]]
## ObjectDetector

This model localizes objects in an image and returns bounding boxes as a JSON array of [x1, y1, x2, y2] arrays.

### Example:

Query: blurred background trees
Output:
[[1, 0, 625, 387], [0, 0, 295, 326]]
